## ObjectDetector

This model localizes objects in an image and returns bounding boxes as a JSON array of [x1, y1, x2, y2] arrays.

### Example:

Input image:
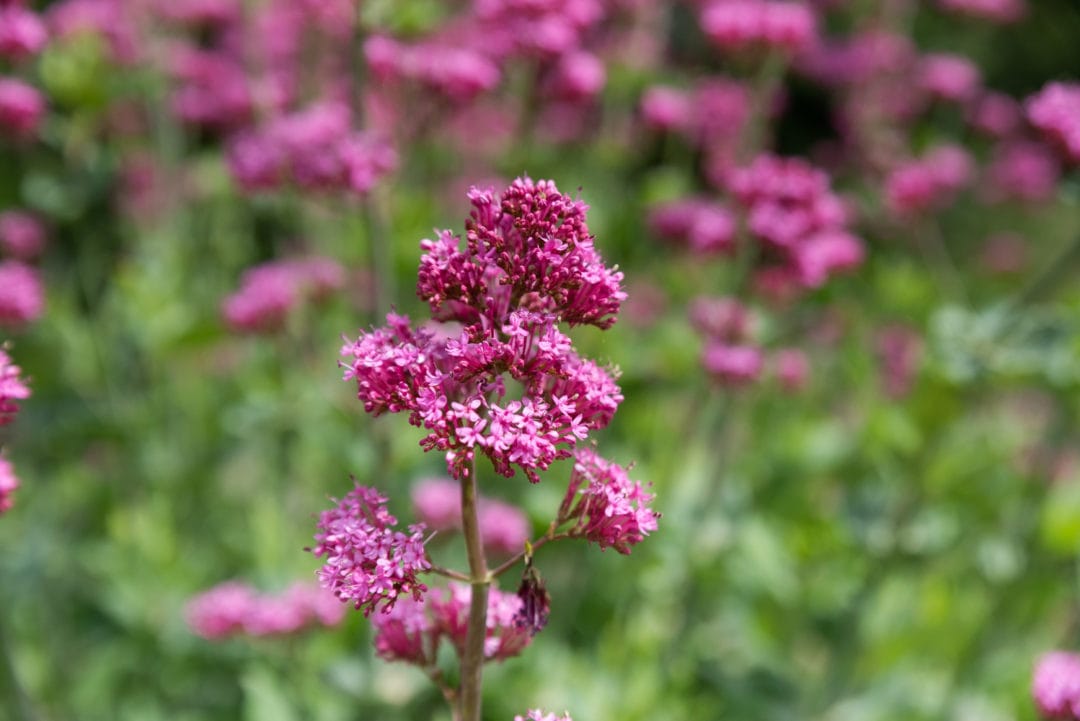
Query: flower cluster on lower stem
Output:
[[371, 582, 533, 666], [310, 484, 431, 616]]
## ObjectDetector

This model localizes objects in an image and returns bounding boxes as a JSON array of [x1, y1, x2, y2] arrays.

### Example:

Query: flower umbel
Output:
[[310, 484, 431, 616]]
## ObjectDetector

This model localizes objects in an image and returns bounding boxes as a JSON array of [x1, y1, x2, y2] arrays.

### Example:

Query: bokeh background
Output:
[[2, 0, 1080, 719]]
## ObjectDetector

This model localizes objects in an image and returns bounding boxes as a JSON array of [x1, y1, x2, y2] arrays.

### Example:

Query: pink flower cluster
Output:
[[648, 198, 737, 255], [371, 582, 533, 666], [0, 347, 30, 426], [885, 144, 974, 216], [0, 77, 45, 138], [310, 484, 431, 616], [222, 256, 345, 334], [185, 581, 346, 639], [700, 0, 817, 55], [473, 0, 604, 60], [342, 178, 625, 483], [0, 211, 46, 260], [412, 477, 529, 556], [226, 102, 397, 195], [516, 711, 573, 721], [938, 0, 1025, 23], [48, 0, 139, 65], [984, 140, 1061, 204], [727, 154, 864, 294], [0, 2, 48, 60], [918, 53, 981, 105], [640, 80, 750, 146], [365, 36, 501, 105], [0, 260, 45, 329], [0, 347, 29, 516], [1026, 82, 1080, 164], [1033, 651, 1080, 720], [558, 448, 658, 554]]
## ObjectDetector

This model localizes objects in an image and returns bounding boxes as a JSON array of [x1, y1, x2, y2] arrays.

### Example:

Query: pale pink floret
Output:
[[0, 5, 48, 60], [0, 211, 46, 260], [515, 711, 573, 721], [0, 456, 19, 515], [310, 484, 431, 616], [0, 347, 30, 426], [0, 261, 44, 327], [938, 0, 1025, 23], [1026, 82, 1080, 164], [1032, 651, 1080, 719], [0, 78, 45, 137], [701, 0, 817, 55], [560, 449, 658, 554]]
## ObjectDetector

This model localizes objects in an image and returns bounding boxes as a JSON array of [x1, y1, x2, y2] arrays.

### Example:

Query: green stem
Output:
[[458, 453, 489, 721], [1005, 232, 1080, 311]]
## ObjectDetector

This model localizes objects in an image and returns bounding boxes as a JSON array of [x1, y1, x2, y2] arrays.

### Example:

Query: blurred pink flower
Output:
[[968, 92, 1022, 138], [545, 51, 606, 102], [412, 477, 530, 556], [984, 140, 1061, 203], [0, 4, 47, 60], [876, 325, 922, 399], [221, 256, 345, 334], [0, 211, 46, 260], [918, 53, 981, 105], [1027, 82, 1080, 164], [688, 296, 751, 342], [0, 261, 44, 327], [702, 341, 764, 385], [516, 711, 573, 721], [365, 35, 501, 104], [701, 0, 817, 55], [885, 144, 974, 215], [0, 456, 19, 515], [649, 198, 737, 255], [938, 0, 1025, 23], [48, 0, 139, 64], [185, 581, 344, 639], [0, 78, 45, 137], [1032, 651, 1080, 719], [773, 348, 809, 392]]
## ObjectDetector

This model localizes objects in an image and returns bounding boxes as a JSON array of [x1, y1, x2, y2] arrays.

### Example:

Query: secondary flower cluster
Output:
[[0, 346, 30, 516], [885, 144, 975, 216], [226, 102, 397, 195], [559, 449, 658, 554], [341, 177, 625, 483], [412, 477, 529, 556], [310, 484, 431, 616], [727, 154, 864, 297], [700, 1, 817, 56], [222, 256, 345, 334], [1033, 651, 1080, 720], [1026, 82, 1080, 164], [185, 581, 345, 639], [371, 582, 533, 666]]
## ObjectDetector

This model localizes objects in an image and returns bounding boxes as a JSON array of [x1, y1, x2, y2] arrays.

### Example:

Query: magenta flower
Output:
[[702, 342, 764, 386], [222, 256, 345, 334], [1026, 82, 1080, 164], [185, 581, 344, 639], [701, 0, 817, 56], [938, 0, 1025, 23], [473, 0, 604, 60], [310, 485, 431, 616], [1033, 651, 1080, 719], [0, 211, 46, 260], [515, 711, 573, 721], [885, 145, 974, 215], [0, 5, 48, 60], [370, 595, 435, 665], [559, 449, 658, 554], [365, 35, 501, 104], [773, 348, 809, 392], [968, 92, 1022, 138], [918, 53, 982, 105], [0, 347, 30, 427], [0, 261, 44, 328], [0, 78, 45, 137], [429, 582, 534, 662], [649, 199, 737, 255], [688, 296, 751, 342], [984, 140, 1061, 204], [0, 456, 19, 516], [545, 52, 606, 102], [343, 178, 624, 483]]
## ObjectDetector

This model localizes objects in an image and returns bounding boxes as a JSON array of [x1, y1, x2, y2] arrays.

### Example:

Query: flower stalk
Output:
[[459, 453, 490, 721]]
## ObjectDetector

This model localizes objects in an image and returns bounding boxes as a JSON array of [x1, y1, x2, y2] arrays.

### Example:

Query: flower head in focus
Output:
[[559, 448, 658, 554], [310, 484, 431, 616]]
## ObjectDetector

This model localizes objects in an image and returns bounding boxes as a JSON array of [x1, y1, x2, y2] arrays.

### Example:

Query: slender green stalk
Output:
[[1005, 232, 1080, 310], [458, 454, 490, 721]]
